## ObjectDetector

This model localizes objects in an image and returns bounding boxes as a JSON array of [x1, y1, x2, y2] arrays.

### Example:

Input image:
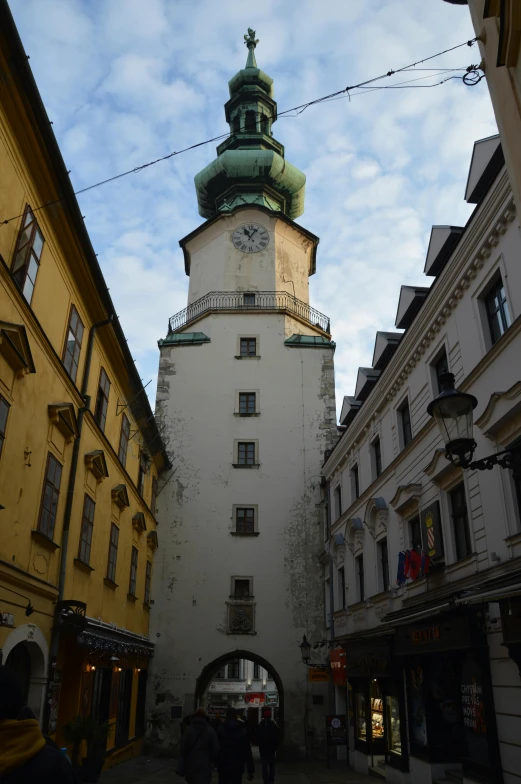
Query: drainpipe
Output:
[[43, 314, 113, 730]]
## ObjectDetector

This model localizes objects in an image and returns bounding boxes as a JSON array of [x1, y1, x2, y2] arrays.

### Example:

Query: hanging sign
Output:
[[308, 667, 330, 683], [329, 650, 347, 686], [265, 693, 279, 706], [0, 613, 14, 627]]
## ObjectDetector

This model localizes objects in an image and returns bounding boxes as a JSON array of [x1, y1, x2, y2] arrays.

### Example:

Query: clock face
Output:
[[232, 224, 269, 253]]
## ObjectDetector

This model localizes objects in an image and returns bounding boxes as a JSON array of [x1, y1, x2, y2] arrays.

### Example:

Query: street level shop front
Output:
[[394, 608, 502, 784], [341, 634, 408, 778]]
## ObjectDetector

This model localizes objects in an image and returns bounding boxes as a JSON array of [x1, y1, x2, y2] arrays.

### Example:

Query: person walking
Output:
[[256, 708, 279, 784], [0, 666, 77, 783], [216, 708, 254, 784], [178, 707, 219, 784]]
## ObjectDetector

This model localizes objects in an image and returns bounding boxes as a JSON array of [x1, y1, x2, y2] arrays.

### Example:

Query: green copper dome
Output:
[[194, 29, 306, 220]]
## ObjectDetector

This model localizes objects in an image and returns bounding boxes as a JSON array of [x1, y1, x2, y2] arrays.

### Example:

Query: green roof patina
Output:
[[284, 335, 336, 349], [158, 332, 210, 347], [194, 28, 306, 221]]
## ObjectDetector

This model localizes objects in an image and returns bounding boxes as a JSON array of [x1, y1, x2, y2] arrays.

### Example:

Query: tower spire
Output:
[[193, 29, 306, 221], [244, 27, 259, 68]]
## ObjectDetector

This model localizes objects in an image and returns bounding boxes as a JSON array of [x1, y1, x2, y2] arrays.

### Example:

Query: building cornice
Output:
[[324, 169, 516, 477]]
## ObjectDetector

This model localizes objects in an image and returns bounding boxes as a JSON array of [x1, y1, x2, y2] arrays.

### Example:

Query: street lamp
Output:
[[300, 635, 312, 664], [427, 372, 478, 468], [428, 372, 521, 471]]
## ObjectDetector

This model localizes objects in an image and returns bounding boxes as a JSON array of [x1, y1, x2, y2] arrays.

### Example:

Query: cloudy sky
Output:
[[8, 0, 498, 415]]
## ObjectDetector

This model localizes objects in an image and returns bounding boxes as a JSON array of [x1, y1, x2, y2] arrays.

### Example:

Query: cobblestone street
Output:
[[100, 756, 369, 784]]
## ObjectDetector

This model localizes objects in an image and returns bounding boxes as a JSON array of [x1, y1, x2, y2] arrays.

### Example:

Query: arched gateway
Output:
[[195, 651, 284, 736], [148, 29, 336, 758]]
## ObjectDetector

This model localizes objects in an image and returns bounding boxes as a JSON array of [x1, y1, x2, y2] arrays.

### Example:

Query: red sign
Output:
[[244, 693, 265, 705], [329, 650, 347, 686]]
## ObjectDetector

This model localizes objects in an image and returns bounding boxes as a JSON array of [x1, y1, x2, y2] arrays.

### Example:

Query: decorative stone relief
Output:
[[364, 497, 388, 540]]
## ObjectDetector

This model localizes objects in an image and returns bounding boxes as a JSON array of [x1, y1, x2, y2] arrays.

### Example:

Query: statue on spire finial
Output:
[[244, 28, 259, 50]]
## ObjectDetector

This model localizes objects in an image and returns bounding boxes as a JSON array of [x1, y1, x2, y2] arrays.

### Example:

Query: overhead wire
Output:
[[0, 37, 479, 227]]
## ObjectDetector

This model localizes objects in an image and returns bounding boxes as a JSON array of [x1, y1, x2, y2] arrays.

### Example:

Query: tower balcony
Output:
[[167, 291, 331, 336]]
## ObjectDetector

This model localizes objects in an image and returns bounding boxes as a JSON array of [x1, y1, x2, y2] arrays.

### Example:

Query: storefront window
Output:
[[386, 695, 401, 754], [355, 690, 367, 741], [370, 680, 384, 742]]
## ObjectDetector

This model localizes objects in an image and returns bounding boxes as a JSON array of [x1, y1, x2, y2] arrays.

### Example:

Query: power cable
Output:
[[0, 37, 478, 227]]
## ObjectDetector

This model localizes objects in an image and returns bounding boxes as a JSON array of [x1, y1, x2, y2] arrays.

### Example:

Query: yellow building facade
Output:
[[0, 1, 170, 769]]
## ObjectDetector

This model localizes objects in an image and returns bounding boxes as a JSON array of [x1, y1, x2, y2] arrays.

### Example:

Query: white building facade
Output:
[[323, 134, 521, 784], [148, 31, 336, 757]]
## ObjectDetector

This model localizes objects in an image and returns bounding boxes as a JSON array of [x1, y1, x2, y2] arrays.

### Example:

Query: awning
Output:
[[77, 618, 155, 658]]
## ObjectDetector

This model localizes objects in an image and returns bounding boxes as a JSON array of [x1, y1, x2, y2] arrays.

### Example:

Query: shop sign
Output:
[[461, 653, 490, 767], [326, 714, 347, 746], [395, 614, 469, 655], [345, 652, 389, 677], [207, 703, 227, 717], [329, 650, 347, 686], [209, 681, 244, 693], [265, 692, 278, 706], [244, 692, 265, 705], [0, 612, 14, 627], [421, 501, 444, 559], [412, 625, 440, 645], [308, 667, 330, 683]]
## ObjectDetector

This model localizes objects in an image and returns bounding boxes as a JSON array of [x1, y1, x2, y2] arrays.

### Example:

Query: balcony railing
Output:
[[168, 291, 331, 335]]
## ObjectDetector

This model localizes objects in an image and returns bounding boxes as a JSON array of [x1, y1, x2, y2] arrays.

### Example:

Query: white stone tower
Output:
[[149, 29, 337, 757]]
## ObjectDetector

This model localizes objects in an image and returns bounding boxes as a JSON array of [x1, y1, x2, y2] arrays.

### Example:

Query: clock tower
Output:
[[150, 30, 337, 757]]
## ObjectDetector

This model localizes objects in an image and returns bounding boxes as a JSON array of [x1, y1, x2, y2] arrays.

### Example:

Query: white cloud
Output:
[[7, 0, 497, 417]]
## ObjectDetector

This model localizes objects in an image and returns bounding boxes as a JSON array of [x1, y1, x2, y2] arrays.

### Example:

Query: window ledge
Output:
[[445, 552, 478, 576], [234, 413, 261, 417], [505, 532, 521, 545], [127, 593, 138, 602], [232, 463, 260, 469], [143, 602, 152, 611], [230, 531, 260, 537], [347, 600, 368, 612], [31, 530, 60, 552], [229, 595, 255, 601], [104, 578, 119, 589], [74, 558, 94, 573], [234, 356, 261, 360]]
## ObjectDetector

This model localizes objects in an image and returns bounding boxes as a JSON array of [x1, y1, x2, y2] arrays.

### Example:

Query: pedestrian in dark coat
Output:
[[256, 708, 280, 784], [179, 708, 219, 784], [216, 708, 254, 784], [0, 666, 77, 784]]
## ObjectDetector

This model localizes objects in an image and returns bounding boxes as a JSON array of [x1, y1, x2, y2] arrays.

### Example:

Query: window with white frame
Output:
[[334, 485, 342, 520], [398, 398, 412, 448], [483, 273, 511, 346], [350, 464, 360, 502], [338, 567, 346, 610], [448, 481, 472, 561], [432, 347, 449, 395], [378, 538, 390, 592], [371, 437, 382, 480], [355, 554, 364, 602], [409, 514, 422, 550]]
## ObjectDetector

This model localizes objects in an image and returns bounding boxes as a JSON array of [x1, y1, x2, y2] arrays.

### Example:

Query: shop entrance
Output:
[[195, 650, 283, 745], [3, 628, 48, 723]]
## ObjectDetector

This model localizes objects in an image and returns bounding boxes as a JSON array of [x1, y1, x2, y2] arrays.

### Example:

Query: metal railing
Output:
[[168, 291, 331, 334]]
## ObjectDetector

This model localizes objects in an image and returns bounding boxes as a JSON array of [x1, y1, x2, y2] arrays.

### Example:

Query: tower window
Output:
[[233, 114, 241, 133], [245, 110, 257, 133], [236, 507, 255, 534], [240, 338, 257, 356], [260, 115, 270, 134], [239, 393, 256, 414], [238, 442, 256, 465]]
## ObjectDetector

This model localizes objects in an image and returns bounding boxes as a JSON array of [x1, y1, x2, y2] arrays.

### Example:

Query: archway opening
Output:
[[5, 640, 46, 720], [195, 651, 284, 746]]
